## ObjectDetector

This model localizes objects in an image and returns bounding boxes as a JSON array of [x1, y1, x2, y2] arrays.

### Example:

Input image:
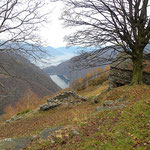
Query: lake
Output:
[[50, 75, 69, 89]]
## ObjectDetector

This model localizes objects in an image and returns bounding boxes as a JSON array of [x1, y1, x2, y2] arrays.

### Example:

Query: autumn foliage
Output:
[[2, 89, 41, 120], [70, 66, 110, 90]]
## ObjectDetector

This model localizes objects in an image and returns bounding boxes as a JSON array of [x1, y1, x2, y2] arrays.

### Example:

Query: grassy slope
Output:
[[0, 83, 150, 149], [58, 85, 150, 150], [0, 83, 108, 139], [77, 81, 108, 98]]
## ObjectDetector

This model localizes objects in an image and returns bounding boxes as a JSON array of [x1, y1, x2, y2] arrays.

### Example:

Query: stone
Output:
[[78, 96, 87, 101], [0, 136, 33, 150], [6, 116, 23, 123], [40, 126, 62, 139], [15, 116, 23, 121], [95, 106, 109, 112], [95, 105, 125, 112], [102, 100, 114, 106], [40, 91, 87, 111], [115, 98, 124, 103], [72, 130, 80, 135], [40, 103, 59, 111], [109, 52, 150, 89]]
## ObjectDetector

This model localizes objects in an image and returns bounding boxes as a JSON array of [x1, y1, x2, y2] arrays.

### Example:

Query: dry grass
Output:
[[1, 83, 149, 140], [0, 82, 111, 139], [0, 100, 98, 140], [1, 82, 150, 150], [77, 81, 108, 98], [25, 84, 150, 150], [0, 81, 110, 140], [98, 84, 150, 101]]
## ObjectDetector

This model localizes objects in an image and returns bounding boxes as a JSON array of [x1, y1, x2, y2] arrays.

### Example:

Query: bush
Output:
[[16, 109, 30, 116]]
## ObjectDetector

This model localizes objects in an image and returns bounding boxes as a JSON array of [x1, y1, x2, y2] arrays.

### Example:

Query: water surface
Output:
[[50, 75, 69, 89]]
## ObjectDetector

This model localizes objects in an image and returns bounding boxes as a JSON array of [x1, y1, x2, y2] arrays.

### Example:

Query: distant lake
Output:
[[50, 75, 69, 89]]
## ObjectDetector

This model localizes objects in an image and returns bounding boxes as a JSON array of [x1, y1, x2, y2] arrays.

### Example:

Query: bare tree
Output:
[[0, 0, 51, 62], [0, 0, 52, 82], [59, 0, 150, 85]]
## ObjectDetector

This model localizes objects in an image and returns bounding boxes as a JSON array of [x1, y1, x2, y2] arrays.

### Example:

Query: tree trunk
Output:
[[131, 53, 143, 85]]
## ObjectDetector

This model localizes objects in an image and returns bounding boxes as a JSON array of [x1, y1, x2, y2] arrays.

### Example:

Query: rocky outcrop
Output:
[[95, 98, 126, 112], [109, 53, 150, 89], [40, 91, 87, 111]]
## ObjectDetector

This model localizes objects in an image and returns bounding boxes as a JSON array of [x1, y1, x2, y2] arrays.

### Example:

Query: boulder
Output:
[[109, 52, 150, 89]]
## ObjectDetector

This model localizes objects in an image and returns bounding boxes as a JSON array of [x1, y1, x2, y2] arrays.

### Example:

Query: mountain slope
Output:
[[43, 56, 98, 81], [0, 52, 60, 114]]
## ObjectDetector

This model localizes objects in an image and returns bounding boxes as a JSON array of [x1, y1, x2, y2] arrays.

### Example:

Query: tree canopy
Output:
[[0, 0, 50, 59], [60, 0, 150, 85], [0, 0, 51, 81]]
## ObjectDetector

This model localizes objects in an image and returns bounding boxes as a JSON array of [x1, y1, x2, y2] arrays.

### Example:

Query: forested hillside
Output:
[[0, 52, 60, 114], [43, 55, 104, 81]]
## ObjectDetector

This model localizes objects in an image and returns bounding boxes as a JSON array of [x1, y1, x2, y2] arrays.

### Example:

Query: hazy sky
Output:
[[40, 2, 71, 48]]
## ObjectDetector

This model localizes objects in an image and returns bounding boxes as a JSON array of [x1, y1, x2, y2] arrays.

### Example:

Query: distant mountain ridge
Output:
[[0, 52, 60, 114], [42, 46, 82, 56]]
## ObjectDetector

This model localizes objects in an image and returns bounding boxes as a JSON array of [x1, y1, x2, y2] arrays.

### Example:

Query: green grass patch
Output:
[[16, 109, 30, 116]]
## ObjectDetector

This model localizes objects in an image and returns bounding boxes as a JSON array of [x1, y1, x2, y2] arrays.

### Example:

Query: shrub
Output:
[[16, 109, 30, 116]]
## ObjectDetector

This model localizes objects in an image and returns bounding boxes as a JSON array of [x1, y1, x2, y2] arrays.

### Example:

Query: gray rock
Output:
[[47, 98, 53, 103], [5, 120, 11, 123], [115, 98, 124, 103], [40, 126, 62, 139], [0, 136, 33, 150], [95, 105, 124, 112], [72, 130, 80, 135], [77, 96, 87, 101], [109, 52, 150, 89], [40, 104, 49, 111], [40, 103, 59, 111], [5, 116, 23, 123], [40, 91, 87, 111], [0, 126, 63, 149], [14, 116, 23, 121], [103, 100, 114, 106], [95, 106, 109, 112]]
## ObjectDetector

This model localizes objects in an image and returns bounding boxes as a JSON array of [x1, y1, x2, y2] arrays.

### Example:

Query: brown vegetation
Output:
[[0, 52, 60, 115], [2, 89, 40, 120], [70, 65, 110, 90]]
